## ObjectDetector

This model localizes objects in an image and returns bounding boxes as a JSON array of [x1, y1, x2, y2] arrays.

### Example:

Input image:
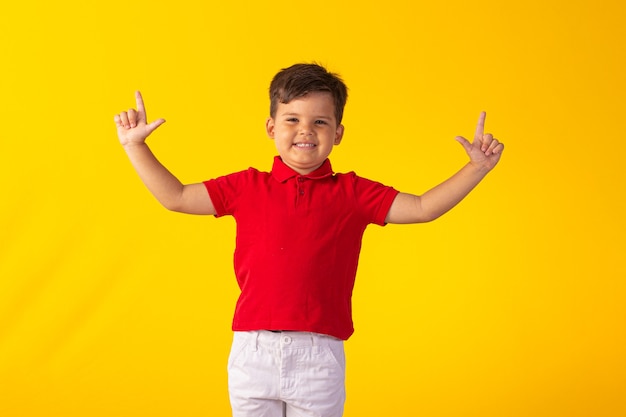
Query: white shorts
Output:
[[227, 330, 346, 417]]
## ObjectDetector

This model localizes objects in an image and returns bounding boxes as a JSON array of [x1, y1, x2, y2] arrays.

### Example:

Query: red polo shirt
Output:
[[204, 156, 398, 340]]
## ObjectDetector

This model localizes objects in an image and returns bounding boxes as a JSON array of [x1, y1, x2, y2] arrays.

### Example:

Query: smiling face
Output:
[[266, 91, 344, 175]]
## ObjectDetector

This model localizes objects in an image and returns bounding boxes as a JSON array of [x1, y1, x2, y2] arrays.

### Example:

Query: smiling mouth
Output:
[[293, 143, 316, 148]]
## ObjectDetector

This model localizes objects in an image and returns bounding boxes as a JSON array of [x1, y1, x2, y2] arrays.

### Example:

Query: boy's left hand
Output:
[[455, 112, 504, 170]]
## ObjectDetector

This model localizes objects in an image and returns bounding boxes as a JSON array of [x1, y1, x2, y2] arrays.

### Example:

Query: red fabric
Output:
[[204, 156, 398, 340]]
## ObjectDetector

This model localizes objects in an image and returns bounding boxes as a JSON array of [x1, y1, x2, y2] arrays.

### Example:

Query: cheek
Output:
[[275, 135, 291, 147]]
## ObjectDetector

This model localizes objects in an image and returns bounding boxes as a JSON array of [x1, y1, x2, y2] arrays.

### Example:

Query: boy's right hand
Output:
[[114, 91, 165, 146]]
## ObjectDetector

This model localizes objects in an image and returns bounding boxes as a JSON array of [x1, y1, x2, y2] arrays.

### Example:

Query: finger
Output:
[[491, 142, 504, 155], [455, 135, 472, 154], [481, 133, 493, 152], [145, 118, 166, 135], [135, 91, 147, 122], [485, 137, 499, 156], [118, 111, 130, 128], [113, 114, 122, 127], [127, 108, 138, 127], [487, 136, 498, 149], [474, 111, 486, 143]]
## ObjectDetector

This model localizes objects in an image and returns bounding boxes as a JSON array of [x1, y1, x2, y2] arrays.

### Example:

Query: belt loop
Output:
[[310, 332, 321, 354], [252, 331, 259, 352]]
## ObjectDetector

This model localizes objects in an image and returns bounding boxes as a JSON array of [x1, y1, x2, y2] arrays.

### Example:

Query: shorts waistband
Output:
[[233, 330, 341, 351]]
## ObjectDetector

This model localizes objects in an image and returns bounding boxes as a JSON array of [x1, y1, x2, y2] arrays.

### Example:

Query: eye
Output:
[[314, 120, 328, 125], [286, 117, 299, 122]]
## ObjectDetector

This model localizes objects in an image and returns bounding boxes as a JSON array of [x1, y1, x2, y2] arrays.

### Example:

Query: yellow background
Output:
[[1, 0, 624, 416]]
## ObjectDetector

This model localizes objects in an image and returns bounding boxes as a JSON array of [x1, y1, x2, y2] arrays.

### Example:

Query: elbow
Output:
[[157, 188, 188, 213], [420, 214, 439, 223], [160, 197, 184, 213], [416, 211, 442, 223], [415, 204, 447, 223], [412, 196, 440, 223]]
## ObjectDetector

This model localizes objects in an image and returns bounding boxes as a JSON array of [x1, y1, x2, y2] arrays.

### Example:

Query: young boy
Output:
[[114, 63, 503, 417]]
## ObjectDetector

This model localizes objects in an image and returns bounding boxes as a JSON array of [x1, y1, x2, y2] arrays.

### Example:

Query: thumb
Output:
[[145, 118, 166, 135], [455, 135, 472, 154]]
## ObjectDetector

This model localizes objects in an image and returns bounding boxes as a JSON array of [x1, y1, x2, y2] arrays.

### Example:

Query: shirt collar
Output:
[[271, 156, 334, 183]]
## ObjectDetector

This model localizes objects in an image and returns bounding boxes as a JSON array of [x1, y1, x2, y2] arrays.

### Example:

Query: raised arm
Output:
[[386, 112, 504, 224], [114, 91, 215, 215]]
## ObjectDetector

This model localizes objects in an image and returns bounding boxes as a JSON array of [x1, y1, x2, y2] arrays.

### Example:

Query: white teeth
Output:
[[294, 143, 316, 148]]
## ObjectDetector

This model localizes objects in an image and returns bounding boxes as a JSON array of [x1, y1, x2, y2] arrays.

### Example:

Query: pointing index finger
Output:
[[135, 90, 147, 121], [474, 111, 486, 142]]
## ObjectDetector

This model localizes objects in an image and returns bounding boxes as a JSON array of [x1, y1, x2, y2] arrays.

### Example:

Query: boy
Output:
[[114, 63, 503, 417]]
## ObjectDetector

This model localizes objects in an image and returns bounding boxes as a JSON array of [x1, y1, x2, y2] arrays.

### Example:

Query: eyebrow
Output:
[[281, 112, 333, 120]]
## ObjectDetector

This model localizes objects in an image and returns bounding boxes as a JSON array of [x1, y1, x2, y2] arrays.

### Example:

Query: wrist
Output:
[[122, 141, 148, 151], [467, 160, 492, 176]]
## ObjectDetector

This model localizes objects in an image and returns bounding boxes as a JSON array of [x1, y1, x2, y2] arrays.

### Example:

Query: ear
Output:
[[266, 117, 275, 139], [334, 124, 345, 145]]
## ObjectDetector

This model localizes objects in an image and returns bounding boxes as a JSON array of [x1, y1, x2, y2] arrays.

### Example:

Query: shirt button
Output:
[[299, 190, 305, 196], [283, 336, 292, 344]]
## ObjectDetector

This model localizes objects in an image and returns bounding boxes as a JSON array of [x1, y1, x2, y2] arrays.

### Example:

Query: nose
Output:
[[299, 121, 314, 136]]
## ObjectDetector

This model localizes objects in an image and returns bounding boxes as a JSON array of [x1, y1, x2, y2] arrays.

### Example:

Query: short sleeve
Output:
[[203, 169, 252, 217], [352, 174, 399, 226]]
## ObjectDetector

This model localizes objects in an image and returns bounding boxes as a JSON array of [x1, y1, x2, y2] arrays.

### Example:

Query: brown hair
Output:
[[269, 63, 348, 124]]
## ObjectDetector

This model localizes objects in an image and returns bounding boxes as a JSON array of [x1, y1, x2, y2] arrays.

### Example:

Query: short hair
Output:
[[269, 63, 348, 124]]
